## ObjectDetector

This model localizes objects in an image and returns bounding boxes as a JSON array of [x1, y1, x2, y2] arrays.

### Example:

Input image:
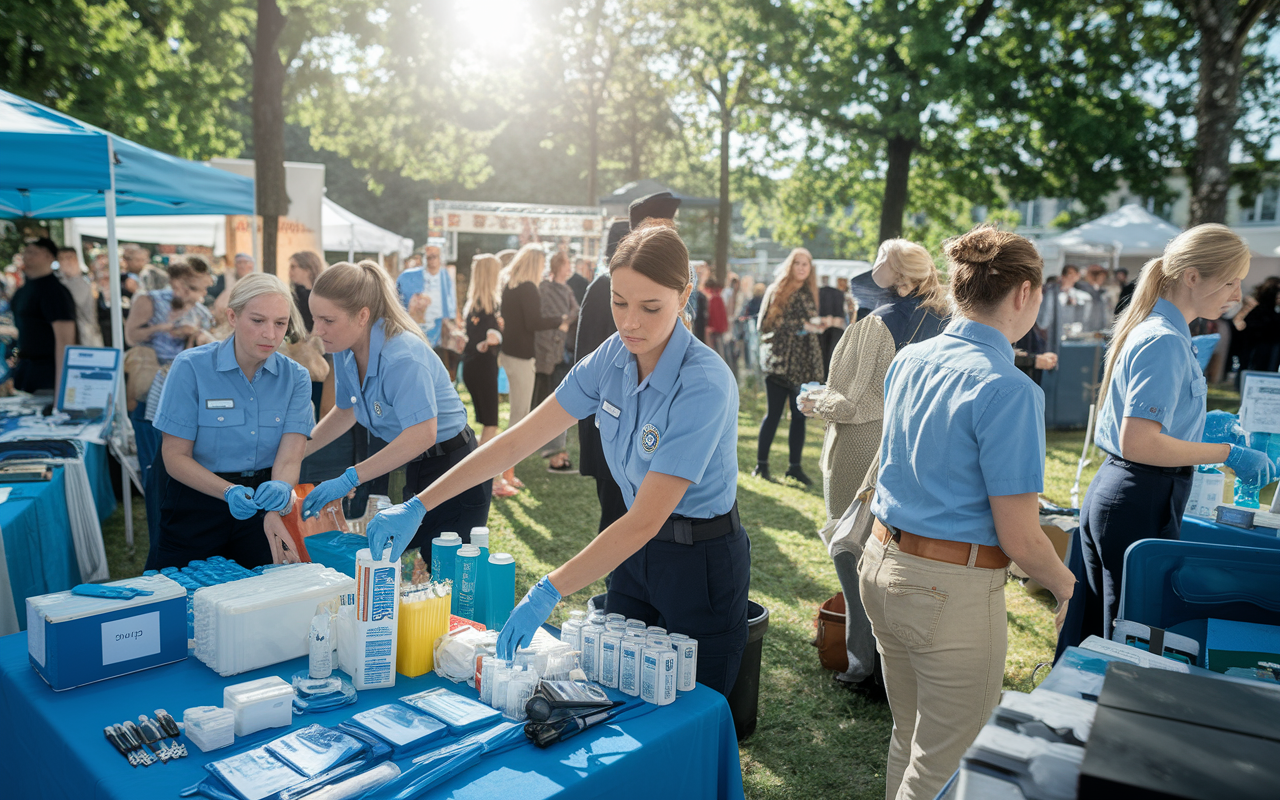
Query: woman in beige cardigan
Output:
[[800, 239, 950, 692]]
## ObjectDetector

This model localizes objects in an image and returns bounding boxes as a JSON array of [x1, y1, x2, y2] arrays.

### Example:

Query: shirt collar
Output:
[[1151, 297, 1192, 341], [945, 317, 1014, 364], [612, 320, 692, 395], [218, 335, 281, 376], [366, 319, 388, 379]]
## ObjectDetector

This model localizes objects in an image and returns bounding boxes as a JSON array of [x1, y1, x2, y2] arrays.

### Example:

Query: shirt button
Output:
[[217, 416, 224, 422], [275, 417, 281, 422], [250, 431, 256, 435], [350, 396, 357, 404], [250, 397, 254, 401]]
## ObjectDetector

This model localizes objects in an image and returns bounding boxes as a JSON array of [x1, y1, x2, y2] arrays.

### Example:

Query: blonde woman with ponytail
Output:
[[302, 261, 490, 548], [1073, 224, 1274, 647], [798, 238, 950, 694]]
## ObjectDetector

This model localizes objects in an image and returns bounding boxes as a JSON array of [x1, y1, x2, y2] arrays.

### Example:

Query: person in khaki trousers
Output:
[[859, 226, 1076, 800]]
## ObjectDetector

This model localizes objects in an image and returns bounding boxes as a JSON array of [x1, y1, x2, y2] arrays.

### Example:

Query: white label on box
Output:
[[27, 604, 45, 666], [1185, 470, 1225, 519], [101, 611, 161, 665]]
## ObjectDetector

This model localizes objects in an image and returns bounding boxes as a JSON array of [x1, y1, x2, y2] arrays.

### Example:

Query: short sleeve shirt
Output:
[[153, 336, 314, 473], [333, 320, 467, 444], [12, 273, 75, 361], [555, 321, 738, 518], [1094, 297, 1207, 455], [871, 318, 1047, 548]]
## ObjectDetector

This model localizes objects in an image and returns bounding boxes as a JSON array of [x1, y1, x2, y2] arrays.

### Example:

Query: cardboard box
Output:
[[26, 575, 187, 690]]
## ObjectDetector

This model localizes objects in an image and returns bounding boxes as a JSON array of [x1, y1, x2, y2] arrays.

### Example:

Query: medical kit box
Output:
[[26, 575, 187, 691], [1079, 662, 1280, 799], [1173, 618, 1280, 674]]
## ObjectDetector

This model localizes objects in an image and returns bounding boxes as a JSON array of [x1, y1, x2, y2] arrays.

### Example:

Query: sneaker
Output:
[[785, 466, 813, 486], [751, 463, 771, 481], [548, 460, 578, 475]]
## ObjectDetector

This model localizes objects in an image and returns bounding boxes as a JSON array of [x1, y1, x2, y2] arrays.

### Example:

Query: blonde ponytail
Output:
[[1097, 224, 1250, 409], [312, 261, 428, 343]]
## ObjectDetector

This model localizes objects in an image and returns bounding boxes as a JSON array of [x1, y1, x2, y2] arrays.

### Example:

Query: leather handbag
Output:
[[812, 592, 849, 673]]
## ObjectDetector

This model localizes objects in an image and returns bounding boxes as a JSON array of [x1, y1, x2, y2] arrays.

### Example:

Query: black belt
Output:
[[410, 426, 474, 463], [654, 503, 740, 546], [214, 467, 273, 482], [1102, 453, 1193, 478]]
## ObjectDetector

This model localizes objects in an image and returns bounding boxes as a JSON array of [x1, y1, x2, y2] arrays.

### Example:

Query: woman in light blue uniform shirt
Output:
[[301, 261, 490, 548], [152, 274, 314, 569], [860, 228, 1076, 800], [366, 223, 751, 695], [1076, 224, 1273, 646]]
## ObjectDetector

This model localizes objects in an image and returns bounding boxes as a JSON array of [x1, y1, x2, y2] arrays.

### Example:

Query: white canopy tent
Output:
[[1035, 204, 1182, 276], [67, 197, 413, 263]]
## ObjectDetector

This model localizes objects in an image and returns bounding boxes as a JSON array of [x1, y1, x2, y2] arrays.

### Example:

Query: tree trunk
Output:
[[1187, 1, 1243, 225], [627, 102, 641, 182], [253, 0, 289, 276], [878, 135, 915, 243], [715, 100, 731, 283], [586, 100, 599, 206]]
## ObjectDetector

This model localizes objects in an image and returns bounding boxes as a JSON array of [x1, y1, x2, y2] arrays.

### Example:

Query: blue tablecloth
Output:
[[2, 442, 116, 630], [1180, 513, 1280, 550], [0, 632, 745, 800]]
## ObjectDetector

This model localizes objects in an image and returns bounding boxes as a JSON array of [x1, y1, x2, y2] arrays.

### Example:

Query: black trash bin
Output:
[[727, 600, 769, 740]]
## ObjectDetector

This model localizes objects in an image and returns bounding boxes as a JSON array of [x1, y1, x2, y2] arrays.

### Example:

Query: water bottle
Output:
[[454, 544, 481, 619], [430, 532, 462, 584], [470, 527, 490, 627], [485, 553, 516, 630]]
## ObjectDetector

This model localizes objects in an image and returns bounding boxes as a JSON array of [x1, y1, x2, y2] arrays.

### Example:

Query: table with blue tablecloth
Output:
[[1179, 513, 1280, 550], [0, 441, 116, 632], [0, 631, 745, 800]]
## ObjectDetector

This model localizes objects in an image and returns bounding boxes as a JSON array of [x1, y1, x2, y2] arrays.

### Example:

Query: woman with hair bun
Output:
[[860, 226, 1076, 800], [301, 261, 490, 547], [1076, 224, 1273, 646], [800, 238, 949, 694], [366, 222, 751, 695]]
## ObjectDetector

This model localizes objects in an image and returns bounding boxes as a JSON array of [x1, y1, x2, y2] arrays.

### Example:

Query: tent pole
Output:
[[105, 136, 133, 552], [252, 170, 262, 271]]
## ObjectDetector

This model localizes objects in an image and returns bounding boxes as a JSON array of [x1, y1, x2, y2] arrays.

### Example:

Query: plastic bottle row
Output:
[[560, 609, 699, 704]]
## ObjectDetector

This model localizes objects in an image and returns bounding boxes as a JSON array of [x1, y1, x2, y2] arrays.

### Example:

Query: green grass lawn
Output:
[[95, 379, 1246, 799]]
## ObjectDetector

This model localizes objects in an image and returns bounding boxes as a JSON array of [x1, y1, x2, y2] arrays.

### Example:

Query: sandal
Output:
[[508, 476, 525, 490], [493, 480, 520, 498]]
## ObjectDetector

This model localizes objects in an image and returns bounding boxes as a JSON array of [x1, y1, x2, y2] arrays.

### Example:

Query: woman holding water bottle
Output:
[[367, 221, 751, 695], [1076, 224, 1275, 647]]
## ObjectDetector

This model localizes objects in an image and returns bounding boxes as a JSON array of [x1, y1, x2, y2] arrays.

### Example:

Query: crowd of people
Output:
[[8, 194, 1278, 800]]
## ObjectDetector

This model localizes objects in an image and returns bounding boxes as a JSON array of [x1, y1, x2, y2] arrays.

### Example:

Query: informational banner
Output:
[[211, 158, 325, 278], [428, 200, 604, 260], [57, 346, 120, 418]]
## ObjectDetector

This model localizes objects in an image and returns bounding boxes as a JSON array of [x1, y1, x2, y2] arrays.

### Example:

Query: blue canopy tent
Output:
[[0, 88, 256, 549]]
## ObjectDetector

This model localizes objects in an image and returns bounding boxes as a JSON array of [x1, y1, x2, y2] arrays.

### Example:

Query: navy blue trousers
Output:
[[605, 525, 751, 696], [1076, 456, 1191, 644]]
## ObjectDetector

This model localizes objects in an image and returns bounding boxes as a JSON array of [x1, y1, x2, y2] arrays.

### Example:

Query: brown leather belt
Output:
[[872, 519, 1010, 570]]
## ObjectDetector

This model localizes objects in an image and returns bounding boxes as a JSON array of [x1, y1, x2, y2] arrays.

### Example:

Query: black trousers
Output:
[[1077, 455, 1192, 643], [605, 523, 751, 696], [402, 429, 492, 550], [757, 375, 806, 467], [152, 459, 274, 570]]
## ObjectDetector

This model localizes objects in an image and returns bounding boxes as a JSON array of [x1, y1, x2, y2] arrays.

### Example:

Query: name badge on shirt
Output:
[[206, 399, 235, 410], [601, 400, 621, 418]]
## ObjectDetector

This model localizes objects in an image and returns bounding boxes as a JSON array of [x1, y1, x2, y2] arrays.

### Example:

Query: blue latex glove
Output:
[[302, 467, 359, 520], [253, 480, 294, 514], [1226, 444, 1277, 487], [224, 485, 259, 520], [366, 497, 427, 562], [1203, 410, 1246, 447], [497, 576, 562, 659]]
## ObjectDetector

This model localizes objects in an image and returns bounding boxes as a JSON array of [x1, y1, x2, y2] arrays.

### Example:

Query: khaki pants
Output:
[[499, 354, 536, 428], [858, 534, 1008, 800]]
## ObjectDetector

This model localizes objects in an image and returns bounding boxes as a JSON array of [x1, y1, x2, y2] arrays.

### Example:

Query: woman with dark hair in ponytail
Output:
[[366, 222, 751, 696], [861, 227, 1076, 800], [1075, 225, 1273, 647], [301, 261, 490, 546]]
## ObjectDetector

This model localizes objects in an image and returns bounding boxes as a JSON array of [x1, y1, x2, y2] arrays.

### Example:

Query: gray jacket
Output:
[[535, 280, 578, 374]]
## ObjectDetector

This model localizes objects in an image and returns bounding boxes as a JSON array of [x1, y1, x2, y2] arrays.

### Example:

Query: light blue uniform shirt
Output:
[[1095, 298, 1207, 456], [395, 267, 456, 348], [556, 321, 738, 519], [334, 320, 467, 445], [154, 336, 314, 473], [871, 318, 1046, 547]]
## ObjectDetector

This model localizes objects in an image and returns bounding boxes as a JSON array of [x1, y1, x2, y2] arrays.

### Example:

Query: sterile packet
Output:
[[265, 724, 364, 778], [347, 704, 448, 754], [204, 746, 306, 800], [399, 687, 502, 734]]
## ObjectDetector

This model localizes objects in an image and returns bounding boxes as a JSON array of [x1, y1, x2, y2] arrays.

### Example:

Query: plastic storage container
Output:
[[182, 705, 235, 752], [223, 676, 295, 736]]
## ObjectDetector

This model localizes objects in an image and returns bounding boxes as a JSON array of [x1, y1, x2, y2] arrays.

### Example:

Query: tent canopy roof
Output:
[[0, 89, 254, 219], [323, 197, 413, 257], [1041, 204, 1182, 258]]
